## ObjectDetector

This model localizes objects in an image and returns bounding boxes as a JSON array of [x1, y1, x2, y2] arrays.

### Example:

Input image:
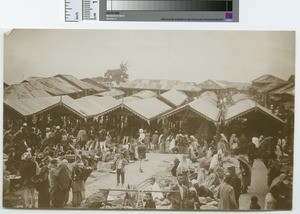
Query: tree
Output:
[[104, 62, 129, 86]]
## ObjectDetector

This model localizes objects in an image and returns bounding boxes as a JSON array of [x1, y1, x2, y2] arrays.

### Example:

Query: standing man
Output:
[[115, 152, 128, 186], [217, 174, 238, 210], [137, 140, 147, 173], [20, 152, 37, 208], [227, 166, 242, 208], [167, 173, 189, 209]]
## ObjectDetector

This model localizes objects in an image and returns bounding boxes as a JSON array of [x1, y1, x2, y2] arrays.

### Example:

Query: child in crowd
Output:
[[250, 196, 261, 210]]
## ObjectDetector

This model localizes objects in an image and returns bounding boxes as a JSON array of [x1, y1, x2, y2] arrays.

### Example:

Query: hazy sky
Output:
[[4, 30, 295, 85]]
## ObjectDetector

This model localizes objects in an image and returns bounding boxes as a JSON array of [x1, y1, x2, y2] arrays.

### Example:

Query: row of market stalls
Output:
[[4, 89, 286, 138]]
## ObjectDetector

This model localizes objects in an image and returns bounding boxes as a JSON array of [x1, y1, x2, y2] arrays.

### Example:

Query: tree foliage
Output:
[[104, 62, 129, 85]]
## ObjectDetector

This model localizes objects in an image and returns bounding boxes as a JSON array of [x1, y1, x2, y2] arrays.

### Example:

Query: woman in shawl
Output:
[[32, 166, 50, 208], [52, 162, 71, 208], [71, 155, 86, 207]]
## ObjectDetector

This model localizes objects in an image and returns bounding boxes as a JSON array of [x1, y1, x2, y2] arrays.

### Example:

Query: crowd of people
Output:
[[2, 119, 293, 210]]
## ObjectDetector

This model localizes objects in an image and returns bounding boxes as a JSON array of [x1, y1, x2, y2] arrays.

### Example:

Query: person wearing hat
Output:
[[20, 152, 37, 208], [115, 152, 129, 186], [227, 165, 241, 208]]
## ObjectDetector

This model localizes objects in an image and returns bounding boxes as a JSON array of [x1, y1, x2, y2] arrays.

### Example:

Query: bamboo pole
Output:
[[98, 188, 179, 193]]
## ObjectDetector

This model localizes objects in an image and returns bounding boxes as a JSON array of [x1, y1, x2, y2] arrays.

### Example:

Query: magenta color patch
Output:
[[226, 12, 233, 19]]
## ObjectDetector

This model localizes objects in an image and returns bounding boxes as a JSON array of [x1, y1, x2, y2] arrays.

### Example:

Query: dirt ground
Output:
[[4, 153, 269, 210]]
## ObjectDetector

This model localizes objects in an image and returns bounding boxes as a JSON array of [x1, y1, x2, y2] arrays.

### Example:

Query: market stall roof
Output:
[[225, 99, 285, 123], [49, 96, 90, 118], [4, 83, 52, 101], [117, 79, 200, 92], [256, 82, 288, 93], [122, 97, 173, 123], [120, 96, 141, 103], [160, 89, 188, 107], [55, 74, 93, 90], [199, 91, 218, 106], [96, 89, 125, 97], [159, 97, 220, 123], [21, 76, 83, 96], [251, 74, 285, 84], [75, 96, 122, 118], [4, 96, 61, 117], [271, 83, 294, 95], [198, 79, 233, 90], [232, 93, 249, 103], [131, 90, 157, 99]]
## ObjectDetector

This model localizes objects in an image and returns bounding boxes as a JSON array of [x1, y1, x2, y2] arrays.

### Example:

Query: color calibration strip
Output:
[[106, 0, 232, 11], [65, 0, 239, 22]]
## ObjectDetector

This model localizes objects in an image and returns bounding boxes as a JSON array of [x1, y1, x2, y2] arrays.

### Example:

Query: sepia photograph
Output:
[[2, 29, 295, 211]]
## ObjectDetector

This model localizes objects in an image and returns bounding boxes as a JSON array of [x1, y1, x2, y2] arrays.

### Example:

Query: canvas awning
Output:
[[159, 98, 220, 124], [122, 97, 173, 123], [160, 89, 188, 107], [225, 99, 285, 124]]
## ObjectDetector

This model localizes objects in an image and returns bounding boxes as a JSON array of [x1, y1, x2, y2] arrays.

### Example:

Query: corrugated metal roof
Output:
[[26, 76, 82, 95], [251, 75, 285, 84], [118, 79, 199, 92], [256, 82, 288, 93], [55, 74, 91, 90], [198, 79, 231, 90], [232, 93, 249, 103], [131, 90, 157, 99], [76, 96, 121, 118], [123, 97, 173, 122], [4, 96, 61, 116], [159, 97, 220, 123], [199, 91, 218, 106], [225, 99, 284, 123], [271, 83, 294, 95], [4, 84, 52, 100], [81, 78, 110, 90], [120, 96, 141, 103], [160, 89, 188, 107], [189, 99, 220, 122], [96, 89, 125, 97]]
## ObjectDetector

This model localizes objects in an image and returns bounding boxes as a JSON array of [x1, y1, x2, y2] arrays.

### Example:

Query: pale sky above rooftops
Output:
[[4, 30, 295, 85]]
